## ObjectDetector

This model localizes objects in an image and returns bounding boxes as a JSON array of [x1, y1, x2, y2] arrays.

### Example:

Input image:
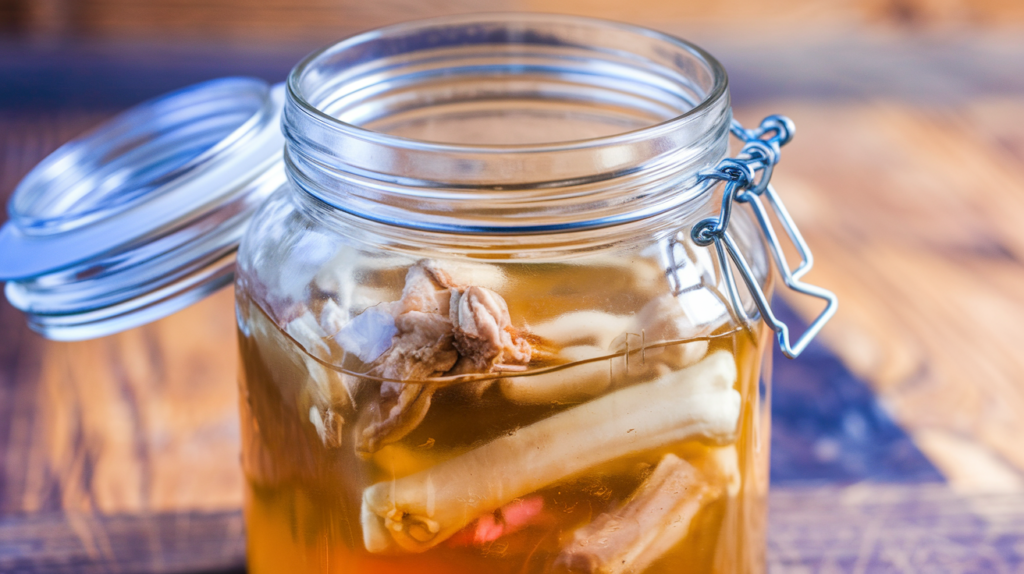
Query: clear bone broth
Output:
[[236, 259, 770, 574]]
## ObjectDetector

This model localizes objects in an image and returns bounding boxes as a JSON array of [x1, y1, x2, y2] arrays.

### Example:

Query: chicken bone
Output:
[[499, 345, 619, 405], [530, 311, 635, 351], [283, 310, 360, 448], [608, 294, 711, 377], [360, 350, 739, 553], [502, 294, 711, 405], [555, 453, 719, 574]]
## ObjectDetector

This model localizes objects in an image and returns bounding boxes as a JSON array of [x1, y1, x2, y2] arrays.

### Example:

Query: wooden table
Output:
[[2, 21, 1024, 572]]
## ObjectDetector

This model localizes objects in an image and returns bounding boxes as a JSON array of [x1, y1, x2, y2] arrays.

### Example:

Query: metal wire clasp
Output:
[[692, 115, 838, 359]]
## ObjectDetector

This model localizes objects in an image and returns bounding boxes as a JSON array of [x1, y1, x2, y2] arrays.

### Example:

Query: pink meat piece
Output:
[[447, 495, 547, 547]]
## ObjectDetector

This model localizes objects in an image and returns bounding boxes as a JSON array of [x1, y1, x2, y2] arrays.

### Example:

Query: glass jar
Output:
[[233, 14, 832, 574]]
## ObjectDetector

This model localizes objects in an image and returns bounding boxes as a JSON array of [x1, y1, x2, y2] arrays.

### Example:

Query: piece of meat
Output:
[[374, 312, 459, 382], [358, 381, 437, 456], [353, 261, 532, 456], [356, 311, 458, 455], [450, 286, 531, 371], [395, 261, 453, 316]]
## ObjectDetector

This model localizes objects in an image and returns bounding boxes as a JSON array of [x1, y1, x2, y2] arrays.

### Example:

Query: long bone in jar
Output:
[[361, 350, 740, 553], [503, 293, 714, 405], [556, 453, 719, 574]]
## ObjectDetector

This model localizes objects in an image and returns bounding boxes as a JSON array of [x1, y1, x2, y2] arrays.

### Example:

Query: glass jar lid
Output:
[[0, 77, 286, 340]]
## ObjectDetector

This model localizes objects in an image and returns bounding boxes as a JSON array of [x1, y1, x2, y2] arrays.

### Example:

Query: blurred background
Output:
[[2, 0, 1023, 39], [2, 0, 1024, 571], [2, 0, 1024, 110]]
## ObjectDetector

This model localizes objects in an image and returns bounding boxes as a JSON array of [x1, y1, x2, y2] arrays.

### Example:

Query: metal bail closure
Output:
[[0, 77, 287, 341], [692, 115, 838, 359]]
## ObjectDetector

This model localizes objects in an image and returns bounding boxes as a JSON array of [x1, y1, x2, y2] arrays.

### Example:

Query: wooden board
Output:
[[3, 26, 1024, 571], [4, 485, 1023, 573], [0, 289, 241, 516], [769, 484, 1024, 572], [0, 509, 245, 574], [735, 100, 1024, 492], [7, 0, 1024, 42]]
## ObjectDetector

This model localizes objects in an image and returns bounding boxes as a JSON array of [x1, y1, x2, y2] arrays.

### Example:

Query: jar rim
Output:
[[286, 12, 729, 155], [281, 13, 733, 234]]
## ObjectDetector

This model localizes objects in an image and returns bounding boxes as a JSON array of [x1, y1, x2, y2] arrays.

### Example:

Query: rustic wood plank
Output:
[[0, 104, 948, 571], [769, 484, 1024, 572], [5, 34, 1024, 569], [1, 289, 241, 516], [768, 301, 942, 484], [0, 292, 46, 515], [24, 0, 1024, 42], [734, 101, 1024, 492], [0, 110, 243, 517], [0, 509, 245, 573], [0, 102, 947, 514], [0, 111, 109, 516], [3, 485, 1022, 573]]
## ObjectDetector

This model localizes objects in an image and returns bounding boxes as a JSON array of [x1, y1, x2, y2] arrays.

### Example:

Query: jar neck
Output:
[[282, 14, 731, 234]]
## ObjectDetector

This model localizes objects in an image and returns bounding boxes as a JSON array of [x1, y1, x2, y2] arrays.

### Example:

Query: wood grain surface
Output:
[[0, 509, 245, 574], [7, 0, 1024, 42], [2, 4, 1024, 569], [0, 289, 240, 516], [739, 100, 1024, 493], [768, 484, 1024, 572], [4, 485, 1022, 573]]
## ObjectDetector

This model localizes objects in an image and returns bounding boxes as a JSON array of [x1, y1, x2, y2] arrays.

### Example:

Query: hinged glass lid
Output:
[[0, 77, 286, 341]]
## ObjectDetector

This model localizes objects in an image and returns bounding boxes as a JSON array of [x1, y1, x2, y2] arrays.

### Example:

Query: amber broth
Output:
[[236, 285, 768, 574]]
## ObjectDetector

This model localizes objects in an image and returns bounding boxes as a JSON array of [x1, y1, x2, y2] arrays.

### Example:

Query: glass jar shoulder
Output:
[[235, 183, 767, 355]]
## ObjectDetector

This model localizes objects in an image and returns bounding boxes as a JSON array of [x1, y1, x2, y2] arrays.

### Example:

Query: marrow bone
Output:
[[503, 294, 714, 406], [555, 453, 718, 574], [499, 345, 618, 405], [360, 350, 739, 553]]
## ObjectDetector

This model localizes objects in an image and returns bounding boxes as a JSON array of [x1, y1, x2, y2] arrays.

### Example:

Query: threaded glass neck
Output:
[[284, 14, 731, 233]]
